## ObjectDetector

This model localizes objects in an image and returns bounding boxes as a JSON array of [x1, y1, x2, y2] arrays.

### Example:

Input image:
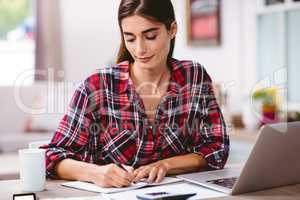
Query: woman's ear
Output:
[[170, 21, 177, 39]]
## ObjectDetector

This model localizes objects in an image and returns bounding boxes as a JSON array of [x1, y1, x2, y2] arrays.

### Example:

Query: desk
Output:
[[1, 179, 300, 200]]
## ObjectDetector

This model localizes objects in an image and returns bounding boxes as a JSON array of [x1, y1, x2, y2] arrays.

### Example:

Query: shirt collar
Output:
[[115, 58, 184, 96]]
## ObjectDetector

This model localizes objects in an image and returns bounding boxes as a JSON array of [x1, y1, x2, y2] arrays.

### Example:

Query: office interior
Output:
[[0, 0, 299, 182]]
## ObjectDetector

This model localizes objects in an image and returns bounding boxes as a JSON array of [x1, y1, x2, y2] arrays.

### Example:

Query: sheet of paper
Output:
[[43, 197, 102, 200], [61, 181, 147, 194], [143, 176, 182, 186], [102, 182, 228, 200], [61, 177, 182, 194]]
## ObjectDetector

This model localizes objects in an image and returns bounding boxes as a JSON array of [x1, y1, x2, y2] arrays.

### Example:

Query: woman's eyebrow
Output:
[[123, 27, 159, 36]]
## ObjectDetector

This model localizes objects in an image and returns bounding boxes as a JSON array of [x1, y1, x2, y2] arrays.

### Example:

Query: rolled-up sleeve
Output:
[[41, 82, 93, 178], [190, 66, 229, 170]]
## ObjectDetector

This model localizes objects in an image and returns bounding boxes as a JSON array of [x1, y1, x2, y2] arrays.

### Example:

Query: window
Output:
[[0, 0, 35, 86], [257, 0, 300, 106], [287, 9, 300, 102]]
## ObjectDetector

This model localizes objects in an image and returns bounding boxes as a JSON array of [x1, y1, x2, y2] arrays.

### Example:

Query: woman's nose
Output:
[[136, 39, 147, 56]]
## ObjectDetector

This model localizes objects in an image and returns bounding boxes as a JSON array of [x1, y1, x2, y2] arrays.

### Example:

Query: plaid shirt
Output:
[[43, 58, 229, 178]]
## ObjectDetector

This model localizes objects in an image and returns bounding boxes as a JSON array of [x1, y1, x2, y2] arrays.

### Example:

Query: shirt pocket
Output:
[[101, 127, 137, 165]]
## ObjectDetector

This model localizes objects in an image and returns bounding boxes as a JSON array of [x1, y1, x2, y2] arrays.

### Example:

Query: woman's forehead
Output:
[[121, 15, 163, 33]]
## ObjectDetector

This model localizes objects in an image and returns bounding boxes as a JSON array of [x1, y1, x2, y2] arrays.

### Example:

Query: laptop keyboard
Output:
[[206, 177, 238, 189]]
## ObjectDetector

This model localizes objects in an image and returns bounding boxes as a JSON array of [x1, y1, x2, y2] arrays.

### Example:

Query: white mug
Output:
[[18, 148, 46, 192]]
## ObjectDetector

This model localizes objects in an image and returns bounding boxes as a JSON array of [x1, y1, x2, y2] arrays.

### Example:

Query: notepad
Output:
[[61, 177, 182, 194]]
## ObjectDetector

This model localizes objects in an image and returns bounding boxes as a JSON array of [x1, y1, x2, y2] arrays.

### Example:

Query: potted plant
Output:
[[252, 87, 279, 125]]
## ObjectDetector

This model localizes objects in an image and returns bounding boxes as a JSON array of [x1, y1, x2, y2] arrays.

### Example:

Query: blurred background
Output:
[[0, 0, 299, 180]]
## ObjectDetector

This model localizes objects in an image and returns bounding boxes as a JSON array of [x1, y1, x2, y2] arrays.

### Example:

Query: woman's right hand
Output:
[[90, 163, 135, 188]]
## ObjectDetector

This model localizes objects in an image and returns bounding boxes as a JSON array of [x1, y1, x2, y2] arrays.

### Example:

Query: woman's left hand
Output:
[[133, 160, 170, 183]]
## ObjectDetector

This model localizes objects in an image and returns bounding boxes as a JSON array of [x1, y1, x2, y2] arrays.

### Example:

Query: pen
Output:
[[117, 162, 139, 183], [116, 162, 128, 172], [107, 152, 130, 172]]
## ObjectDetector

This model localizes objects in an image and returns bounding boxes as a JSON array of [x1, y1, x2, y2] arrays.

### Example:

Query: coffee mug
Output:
[[18, 148, 46, 192]]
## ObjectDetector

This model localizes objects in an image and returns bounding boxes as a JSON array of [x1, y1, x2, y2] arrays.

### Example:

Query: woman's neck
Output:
[[130, 62, 170, 95]]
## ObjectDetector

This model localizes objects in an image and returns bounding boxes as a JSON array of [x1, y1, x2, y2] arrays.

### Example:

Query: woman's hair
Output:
[[116, 0, 176, 63]]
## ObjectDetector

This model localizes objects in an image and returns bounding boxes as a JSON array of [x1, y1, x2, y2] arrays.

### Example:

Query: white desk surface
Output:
[[0, 179, 300, 200]]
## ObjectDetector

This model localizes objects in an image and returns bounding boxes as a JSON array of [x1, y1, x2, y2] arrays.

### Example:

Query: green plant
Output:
[[252, 87, 278, 107], [0, 0, 30, 38]]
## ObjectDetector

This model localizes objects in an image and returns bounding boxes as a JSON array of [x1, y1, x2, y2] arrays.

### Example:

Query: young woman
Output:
[[43, 0, 229, 188]]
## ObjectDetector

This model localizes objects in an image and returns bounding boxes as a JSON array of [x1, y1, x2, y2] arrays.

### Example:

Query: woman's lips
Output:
[[137, 56, 154, 63]]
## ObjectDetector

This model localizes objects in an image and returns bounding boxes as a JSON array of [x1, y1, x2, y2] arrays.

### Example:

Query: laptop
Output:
[[177, 122, 300, 195]]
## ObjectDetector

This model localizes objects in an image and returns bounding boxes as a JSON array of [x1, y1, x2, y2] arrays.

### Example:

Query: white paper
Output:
[[145, 177, 183, 186], [61, 177, 182, 194], [43, 197, 102, 200], [102, 182, 228, 200]]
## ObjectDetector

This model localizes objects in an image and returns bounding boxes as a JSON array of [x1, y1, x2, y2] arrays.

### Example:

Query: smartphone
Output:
[[136, 191, 196, 200], [13, 193, 37, 200]]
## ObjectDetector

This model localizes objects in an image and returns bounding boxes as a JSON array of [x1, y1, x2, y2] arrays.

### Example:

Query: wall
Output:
[[172, 0, 257, 115], [60, 0, 121, 83]]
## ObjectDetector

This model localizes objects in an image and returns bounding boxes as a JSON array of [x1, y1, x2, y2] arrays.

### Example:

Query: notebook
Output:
[[61, 177, 182, 194]]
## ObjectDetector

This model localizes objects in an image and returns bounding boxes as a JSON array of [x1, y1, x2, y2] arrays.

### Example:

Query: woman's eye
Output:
[[126, 39, 135, 43], [146, 35, 157, 40]]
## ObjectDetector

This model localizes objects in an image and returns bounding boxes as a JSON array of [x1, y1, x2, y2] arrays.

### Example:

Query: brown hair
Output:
[[116, 0, 176, 63]]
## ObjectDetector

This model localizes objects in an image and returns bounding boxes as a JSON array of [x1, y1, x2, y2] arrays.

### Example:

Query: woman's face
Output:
[[121, 15, 176, 70]]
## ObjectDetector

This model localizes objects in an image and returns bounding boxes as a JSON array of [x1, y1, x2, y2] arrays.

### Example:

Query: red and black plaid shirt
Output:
[[43, 58, 229, 178]]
